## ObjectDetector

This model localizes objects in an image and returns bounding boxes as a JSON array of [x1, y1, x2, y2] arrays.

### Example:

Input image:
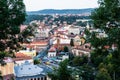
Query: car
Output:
[[45, 61, 50, 65]]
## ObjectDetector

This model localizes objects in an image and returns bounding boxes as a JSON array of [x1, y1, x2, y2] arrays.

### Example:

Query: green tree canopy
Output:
[[48, 60, 74, 80], [64, 46, 69, 52], [0, 0, 26, 52], [34, 59, 41, 65], [72, 55, 88, 66], [95, 68, 112, 80], [90, 0, 120, 79]]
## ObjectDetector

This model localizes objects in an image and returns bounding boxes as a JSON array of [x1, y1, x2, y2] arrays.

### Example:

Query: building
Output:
[[22, 41, 49, 52], [18, 48, 36, 58], [72, 43, 91, 57], [48, 46, 56, 57], [0, 57, 14, 80], [68, 26, 80, 35], [74, 35, 85, 46], [14, 62, 51, 80], [53, 38, 71, 51], [13, 52, 33, 66], [34, 26, 51, 38], [53, 38, 70, 45]]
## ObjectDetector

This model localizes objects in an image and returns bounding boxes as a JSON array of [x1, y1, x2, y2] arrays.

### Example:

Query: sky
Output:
[[23, 0, 99, 11]]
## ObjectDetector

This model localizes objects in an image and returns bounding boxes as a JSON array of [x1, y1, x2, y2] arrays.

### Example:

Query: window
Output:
[[44, 76, 47, 80], [41, 77, 43, 80], [38, 78, 40, 80]]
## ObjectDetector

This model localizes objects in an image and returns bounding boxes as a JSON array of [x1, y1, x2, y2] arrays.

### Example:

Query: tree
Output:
[[90, 0, 120, 79], [72, 64, 95, 80], [95, 63, 112, 80], [48, 60, 74, 80], [0, 71, 3, 80], [70, 39, 74, 47], [72, 55, 88, 66], [64, 46, 69, 52], [95, 68, 112, 80], [20, 25, 35, 43], [91, 0, 120, 29], [34, 59, 40, 65], [0, 0, 26, 52], [91, 48, 109, 67], [0, 52, 7, 65]]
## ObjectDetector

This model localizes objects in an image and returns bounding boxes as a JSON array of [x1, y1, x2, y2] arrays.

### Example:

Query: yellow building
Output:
[[0, 57, 14, 80], [19, 49, 36, 57]]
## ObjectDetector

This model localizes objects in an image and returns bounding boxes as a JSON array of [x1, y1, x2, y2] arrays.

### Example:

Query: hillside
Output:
[[27, 8, 95, 15]]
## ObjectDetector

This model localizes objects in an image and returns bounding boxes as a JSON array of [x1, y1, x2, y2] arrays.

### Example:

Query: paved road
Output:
[[33, 48, 47, 60], [33, 46, 60, 70]]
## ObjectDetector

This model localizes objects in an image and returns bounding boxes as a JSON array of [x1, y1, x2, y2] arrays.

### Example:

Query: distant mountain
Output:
[[27, 8, 95, 15]]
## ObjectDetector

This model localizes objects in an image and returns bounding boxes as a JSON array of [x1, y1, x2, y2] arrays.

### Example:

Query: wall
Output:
[[0, 62, 14, 80]]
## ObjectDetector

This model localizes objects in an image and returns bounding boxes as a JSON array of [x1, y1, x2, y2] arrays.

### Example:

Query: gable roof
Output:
[[48, 46, 56, 52]]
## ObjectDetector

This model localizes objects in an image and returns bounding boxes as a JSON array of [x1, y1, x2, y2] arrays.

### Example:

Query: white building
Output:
[[14, 58, 33, 66], [14, 62, 51, 80], [48, 46, 56, 57], [13, 52, 33, 66], [34, 27, 51, 38], [68, 26, 80, 35], [53, 38, 70, 45]]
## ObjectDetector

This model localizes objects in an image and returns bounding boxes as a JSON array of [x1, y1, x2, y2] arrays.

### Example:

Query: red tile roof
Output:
[[15, 52, 31, 58], [31, 41, 48, 45], [22, 41, 48, 46], [26, 45, 35, 48], [104, 45, 110, 49], [13, 52, 32, 61], [13, 57, 32, 61], [49, 46, 56, 52]]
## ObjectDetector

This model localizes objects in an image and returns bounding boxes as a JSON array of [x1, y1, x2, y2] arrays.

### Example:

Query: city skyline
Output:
[[23, 0, 99, 11]]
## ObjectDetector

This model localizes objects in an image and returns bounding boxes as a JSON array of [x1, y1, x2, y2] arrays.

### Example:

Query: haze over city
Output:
[[23, 0, 99, 11]]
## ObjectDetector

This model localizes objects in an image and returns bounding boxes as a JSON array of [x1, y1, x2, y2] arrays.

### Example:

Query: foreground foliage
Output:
[[0, 0, 26, 53]]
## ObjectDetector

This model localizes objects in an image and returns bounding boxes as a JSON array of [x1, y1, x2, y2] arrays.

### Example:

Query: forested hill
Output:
[[27, 8, 95, 15]]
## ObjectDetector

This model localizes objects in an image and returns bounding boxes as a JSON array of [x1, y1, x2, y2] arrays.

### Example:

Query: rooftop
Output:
[[14, 62, 43, 77], [15, 52, 31, 58], [3, 57, 13, 63], [48, 46, 56, 52]]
